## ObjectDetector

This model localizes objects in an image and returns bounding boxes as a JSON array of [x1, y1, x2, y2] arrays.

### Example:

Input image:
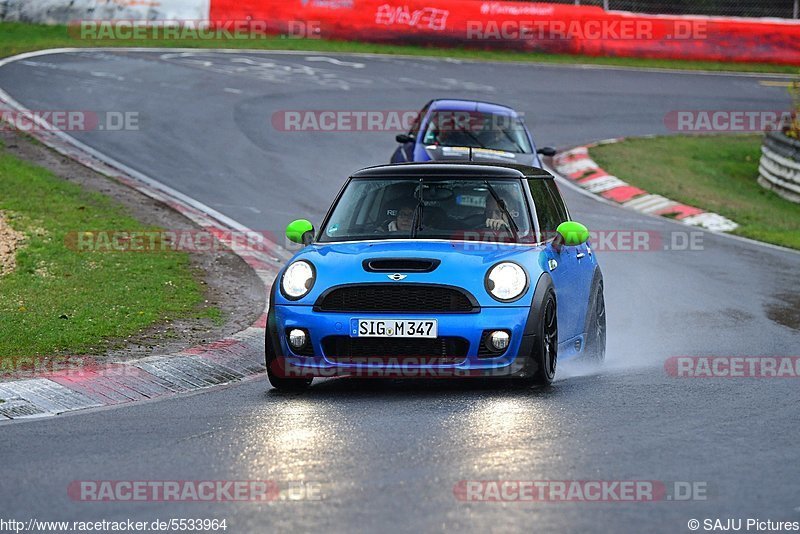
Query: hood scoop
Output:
[[363, 258, 440, 273]]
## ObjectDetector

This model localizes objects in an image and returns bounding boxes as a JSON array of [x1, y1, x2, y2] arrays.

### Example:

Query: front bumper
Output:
[[270, 305, 535, 378]]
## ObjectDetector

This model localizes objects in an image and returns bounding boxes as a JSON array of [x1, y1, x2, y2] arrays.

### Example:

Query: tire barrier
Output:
[[759, 131, 800, 203]]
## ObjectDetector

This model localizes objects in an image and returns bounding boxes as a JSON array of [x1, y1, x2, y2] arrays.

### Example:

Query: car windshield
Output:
[[319, 178, 533, 243], [421, 111, 532, 154]]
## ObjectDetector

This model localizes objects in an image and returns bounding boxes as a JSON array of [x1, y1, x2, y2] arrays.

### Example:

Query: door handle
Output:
[[576, 252, 586, 259]]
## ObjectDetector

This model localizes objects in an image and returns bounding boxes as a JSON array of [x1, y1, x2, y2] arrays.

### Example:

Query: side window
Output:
[[544, 180, 569, 224], [528, 180, 562, 240]]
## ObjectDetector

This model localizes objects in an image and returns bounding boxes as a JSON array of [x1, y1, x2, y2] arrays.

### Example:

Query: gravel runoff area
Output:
[[0, 129, 266, 365]]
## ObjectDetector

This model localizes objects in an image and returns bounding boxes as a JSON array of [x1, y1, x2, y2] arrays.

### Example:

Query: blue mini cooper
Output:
[[266, 162, 605, 390]]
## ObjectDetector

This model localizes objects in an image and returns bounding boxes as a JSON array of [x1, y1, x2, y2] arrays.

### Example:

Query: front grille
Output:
[[316, 284, 477, 313], [322, 336, 468, 364]]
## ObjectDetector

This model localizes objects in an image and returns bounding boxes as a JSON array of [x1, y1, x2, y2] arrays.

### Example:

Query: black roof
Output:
[[350, 162, 554, 180]]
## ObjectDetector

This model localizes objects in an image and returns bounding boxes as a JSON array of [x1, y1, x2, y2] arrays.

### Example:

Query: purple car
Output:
[[391, 99, 556, 166]]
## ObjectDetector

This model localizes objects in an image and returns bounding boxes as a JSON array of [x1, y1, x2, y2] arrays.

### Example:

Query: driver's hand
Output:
[[486, 218, 510, 231]]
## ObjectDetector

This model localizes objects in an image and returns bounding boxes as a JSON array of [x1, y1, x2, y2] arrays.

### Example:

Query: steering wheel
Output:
[[462, 213, 488, 229]]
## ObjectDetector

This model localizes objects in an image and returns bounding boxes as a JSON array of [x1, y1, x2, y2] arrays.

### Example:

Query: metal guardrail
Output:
[[509, 0, 800, 19], [759, 131, 800, 204]]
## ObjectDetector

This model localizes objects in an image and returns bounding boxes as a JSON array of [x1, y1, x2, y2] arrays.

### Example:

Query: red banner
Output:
[[209, 0, 800, 65]]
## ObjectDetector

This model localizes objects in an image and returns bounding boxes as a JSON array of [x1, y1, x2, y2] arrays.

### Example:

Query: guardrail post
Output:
[[603, 0, 609, 10], [794, 0, 799, 19]]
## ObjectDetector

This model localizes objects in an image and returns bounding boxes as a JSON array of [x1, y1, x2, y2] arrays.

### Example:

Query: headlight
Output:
[[281, 260, 315, 300], [485, 262, 528, 302]]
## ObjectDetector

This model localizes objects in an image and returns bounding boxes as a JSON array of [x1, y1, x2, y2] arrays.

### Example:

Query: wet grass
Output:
[[0, 144, 215, 358]]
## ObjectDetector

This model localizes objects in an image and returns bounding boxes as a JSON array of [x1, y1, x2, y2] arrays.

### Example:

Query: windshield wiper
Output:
[[484, 180, 519, 241], [410, 178, 425, 238], [499, 127, 526, 153]]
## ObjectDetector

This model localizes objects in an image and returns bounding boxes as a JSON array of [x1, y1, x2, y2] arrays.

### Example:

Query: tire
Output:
[[520, 287, 558, 386], [582, 277, 606, 364], [267, 362, 313, 391]]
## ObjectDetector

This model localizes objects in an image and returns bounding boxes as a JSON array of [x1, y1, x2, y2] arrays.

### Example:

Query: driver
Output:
[[386, 200, 415, 233], [484, 196, 513, 232], [475, 123, 499, 147]]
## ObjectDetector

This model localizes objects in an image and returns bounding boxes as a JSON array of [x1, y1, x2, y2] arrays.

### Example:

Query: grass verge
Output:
[[0, 141, 213, 358], [0, 21, 798, 74], [589, 134, 800, 250]]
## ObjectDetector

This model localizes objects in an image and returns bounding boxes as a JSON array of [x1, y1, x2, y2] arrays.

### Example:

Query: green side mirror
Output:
[[556, 221, 590, 246], [286, 219, 315, 245]]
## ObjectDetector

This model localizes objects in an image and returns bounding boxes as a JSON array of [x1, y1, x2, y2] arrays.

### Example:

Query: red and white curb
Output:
[[552, 139, 739, 233], [0, 52, 294, 420]]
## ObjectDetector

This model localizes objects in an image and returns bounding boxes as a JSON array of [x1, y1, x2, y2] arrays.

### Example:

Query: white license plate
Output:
[[351, 319, 438, 338]]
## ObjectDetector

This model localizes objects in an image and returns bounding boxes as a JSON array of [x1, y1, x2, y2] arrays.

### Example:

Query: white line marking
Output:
[[213, 203, 261, 213], [305, 56, 365, 68], [3, 46, 793, 79], [680, 212, 739, 232], [90, 71, 125, 81]]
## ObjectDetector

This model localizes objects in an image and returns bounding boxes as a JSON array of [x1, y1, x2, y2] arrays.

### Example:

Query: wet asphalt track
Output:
[[0, 50, 799, 533]]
